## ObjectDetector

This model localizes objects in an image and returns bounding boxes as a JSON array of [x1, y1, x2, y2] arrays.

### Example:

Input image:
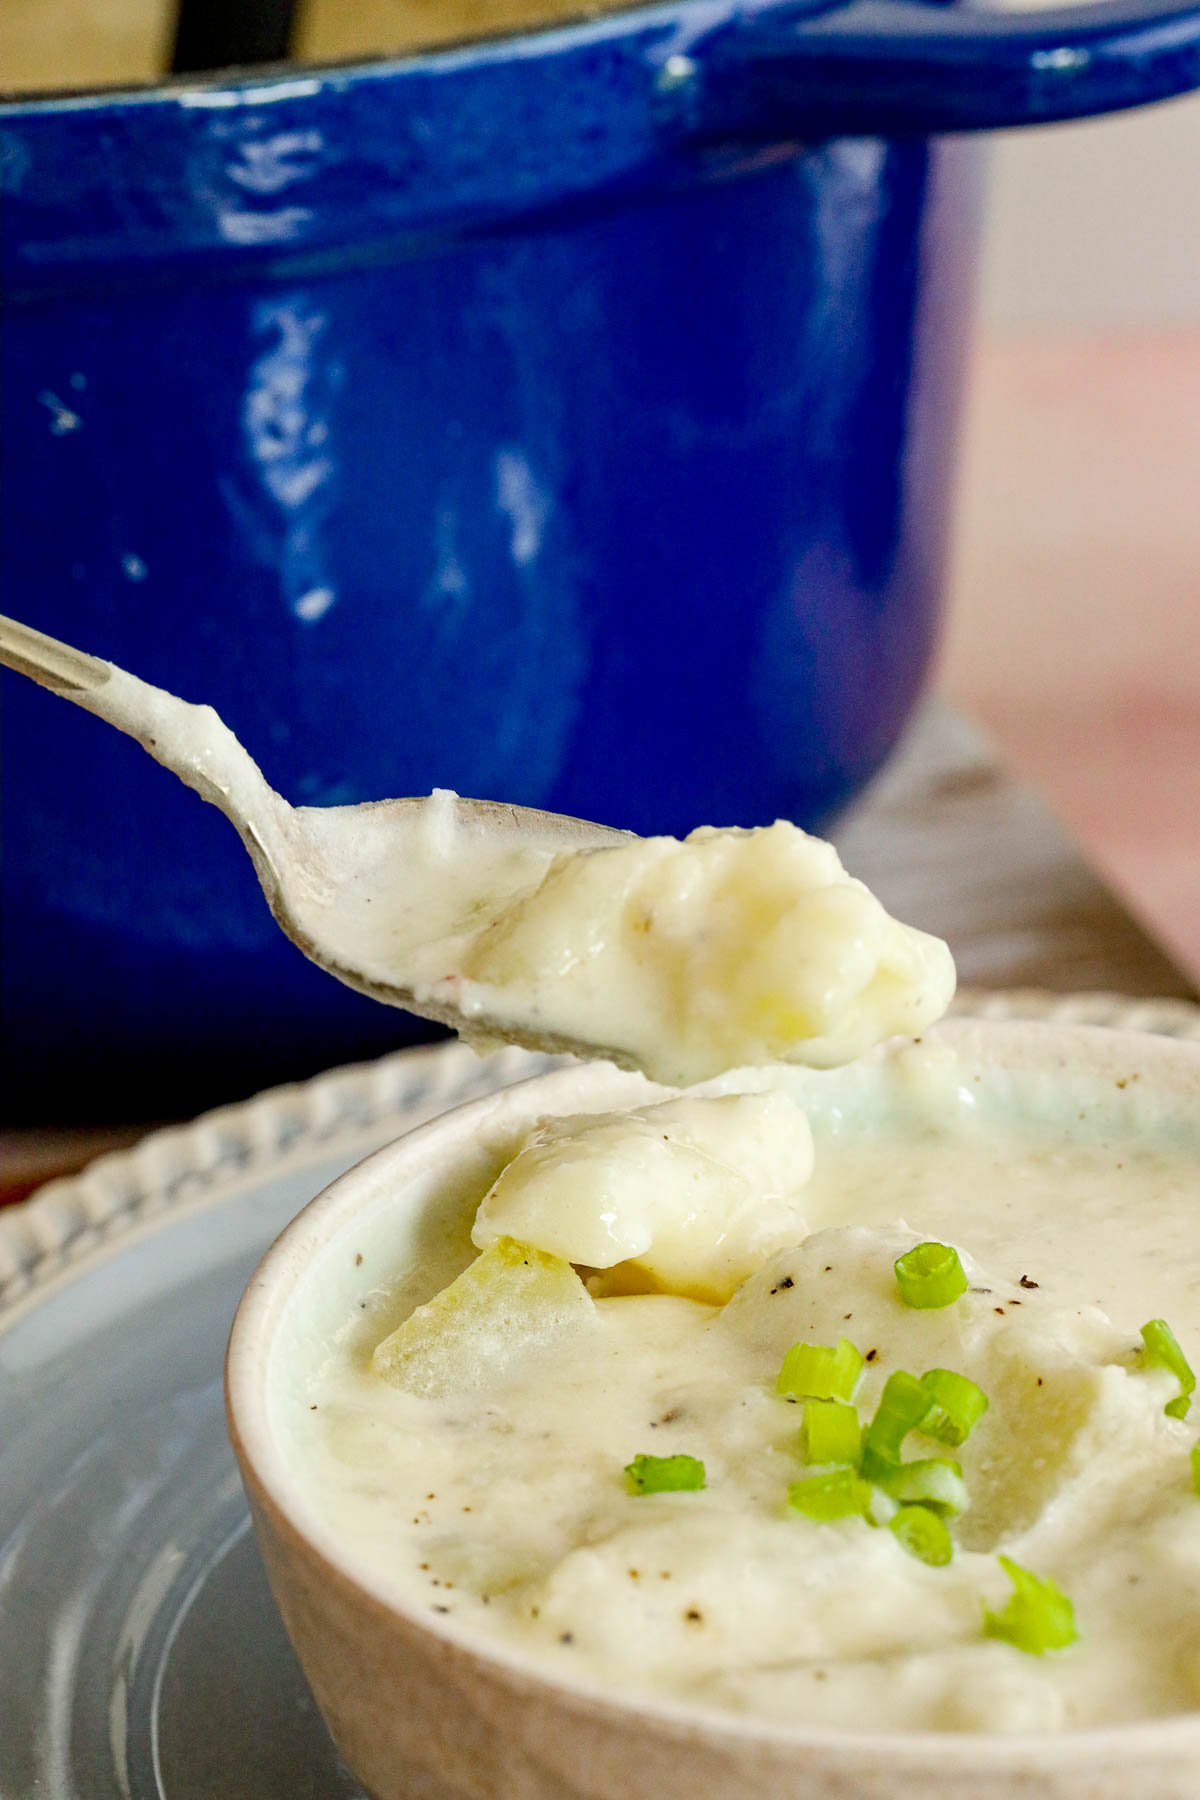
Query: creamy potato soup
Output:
[[452, 818, 956, 1083], [288, 1046, 1200, 1733]]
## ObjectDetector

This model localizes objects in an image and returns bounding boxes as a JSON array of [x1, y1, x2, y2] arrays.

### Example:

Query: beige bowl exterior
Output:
[[226, 1020, 1200, 1800]]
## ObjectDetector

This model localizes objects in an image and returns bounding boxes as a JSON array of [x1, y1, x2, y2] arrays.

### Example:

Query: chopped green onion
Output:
[[861, 1370, 933, 1479], [889, 1504, 953, 1566], [982, 1556, 1077, 1655], [1192, 1442, 1200, 1497], [1140, 1319, 1195, 1421], [920, 1368, 989, 1447], [787, 1469, 873, 1522], [800, 1399, 862, 1468], [777, 1337, 864, 1403], [624, 1453, 706, 1495], [894, 1241, 969, 1310], [877, 1457, 967, 1516]]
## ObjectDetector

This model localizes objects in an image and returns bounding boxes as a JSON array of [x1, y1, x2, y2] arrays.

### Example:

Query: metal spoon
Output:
[[0, 613, 628, 1058]]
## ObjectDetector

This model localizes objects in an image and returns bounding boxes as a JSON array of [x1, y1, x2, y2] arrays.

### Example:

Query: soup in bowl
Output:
[[226, 1017, 1200, 1800]]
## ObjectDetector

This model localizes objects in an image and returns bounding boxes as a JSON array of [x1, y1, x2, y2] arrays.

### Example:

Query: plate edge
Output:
[[0, 1038, 554, 1313]]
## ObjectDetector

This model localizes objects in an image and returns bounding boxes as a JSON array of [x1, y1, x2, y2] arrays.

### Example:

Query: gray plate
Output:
[[0, 1042, 548, 1800]]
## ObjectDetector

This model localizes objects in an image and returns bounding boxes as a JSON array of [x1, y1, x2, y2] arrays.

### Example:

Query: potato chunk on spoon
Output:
[[0, 614, 954, 1084]]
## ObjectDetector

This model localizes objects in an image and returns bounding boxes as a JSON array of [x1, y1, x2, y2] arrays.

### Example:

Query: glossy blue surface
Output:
[[3, 0, 1198, 1118]]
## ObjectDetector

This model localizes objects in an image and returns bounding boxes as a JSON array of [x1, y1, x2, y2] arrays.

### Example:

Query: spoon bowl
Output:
[[0, 613, 627, 1059]]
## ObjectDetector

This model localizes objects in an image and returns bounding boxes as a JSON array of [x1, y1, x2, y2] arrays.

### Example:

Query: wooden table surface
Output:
[[3, 693, 1194, 1209]]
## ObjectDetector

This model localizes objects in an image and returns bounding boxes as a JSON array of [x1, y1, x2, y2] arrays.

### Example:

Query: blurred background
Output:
[[949, 95, 1200, 983]]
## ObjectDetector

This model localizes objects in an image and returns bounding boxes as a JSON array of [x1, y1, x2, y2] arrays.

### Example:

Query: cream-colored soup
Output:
[[289, 1050, 1200, 1733]]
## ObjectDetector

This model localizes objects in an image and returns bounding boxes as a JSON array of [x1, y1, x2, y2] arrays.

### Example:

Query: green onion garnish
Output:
[[800, 1398, 862, 1468], [861, 1370, 933, 1478], [877, 1457, 967, 1515], [624, 1453, 706, 1495], [889, 1503, 953, 1566], [787, 1469, 873, 1522], [982, 1556, 1077, 1655], [1192, 1442, 1200, 1497], [777, 1337, 864, 1403], [920, 1368, 989, 1446], [1140, 1319, 1195, 1420], [894, 1241, 968, 1310]]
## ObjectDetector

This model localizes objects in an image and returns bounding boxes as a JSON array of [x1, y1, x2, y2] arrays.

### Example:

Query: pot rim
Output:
[[226, 1016, 1200, 1775], [3, 0, 1199, 119], [5, 0, 1199, 291]]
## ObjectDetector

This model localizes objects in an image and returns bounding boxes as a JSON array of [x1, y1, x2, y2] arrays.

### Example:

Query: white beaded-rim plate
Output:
[[2, 991, 1199, 1800]]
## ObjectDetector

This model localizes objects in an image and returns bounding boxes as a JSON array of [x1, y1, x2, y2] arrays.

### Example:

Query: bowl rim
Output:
[[225, 1016, 1200, 1771]]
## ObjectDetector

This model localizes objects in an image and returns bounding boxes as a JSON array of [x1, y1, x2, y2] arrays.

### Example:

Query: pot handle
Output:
[[695, 0, 1200, 134]]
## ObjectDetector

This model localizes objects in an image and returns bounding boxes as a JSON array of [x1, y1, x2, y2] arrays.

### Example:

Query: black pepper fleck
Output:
[[432, 1605, 450, 1614], [769, 1276, 795, 1295], [865, 1349, 878, 1363], [1019, 1276, 1039, 1290], [355, 1253, 363, 1266], [559, 1632, 575, 1645], [684, 1608, 703, 1624]]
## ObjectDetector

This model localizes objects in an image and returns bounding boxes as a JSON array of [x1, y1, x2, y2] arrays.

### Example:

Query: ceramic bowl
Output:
[[225, 1018, 1200, 1800]]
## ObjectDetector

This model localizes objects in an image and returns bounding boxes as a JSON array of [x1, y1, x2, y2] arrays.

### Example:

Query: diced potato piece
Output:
[[371, 1236, 595, 1398], [472, 1091, 812, 1304]]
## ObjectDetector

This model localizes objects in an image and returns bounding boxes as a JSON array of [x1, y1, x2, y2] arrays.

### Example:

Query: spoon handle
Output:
[[0, 612, 289, 861], [0, 612, 110, 694]]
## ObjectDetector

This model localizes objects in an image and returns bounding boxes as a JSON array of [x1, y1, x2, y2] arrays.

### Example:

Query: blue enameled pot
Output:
[[3, 0, 1199, 1117]]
